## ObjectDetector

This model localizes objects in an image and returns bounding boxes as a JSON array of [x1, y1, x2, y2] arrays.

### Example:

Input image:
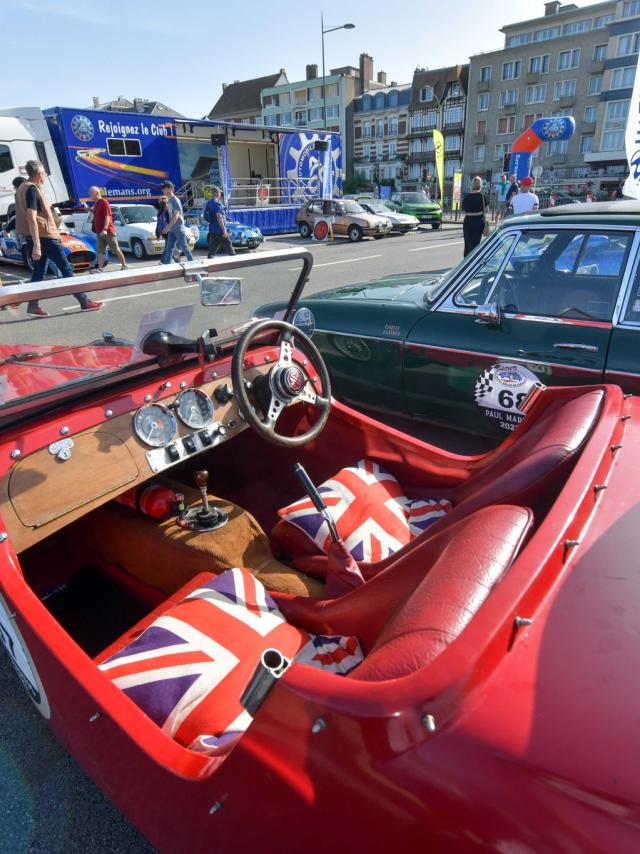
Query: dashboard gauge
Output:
[[176, 388, 214, 429], [133, 403, 177, 448]]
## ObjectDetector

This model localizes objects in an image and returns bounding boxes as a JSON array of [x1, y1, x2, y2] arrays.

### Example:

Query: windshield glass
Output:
[[0, 254, 307, 416], [402, 193, 432, 204], [364, 201, 389, 213], [341, 200, 365, 213], [119, 206, 157, 224]]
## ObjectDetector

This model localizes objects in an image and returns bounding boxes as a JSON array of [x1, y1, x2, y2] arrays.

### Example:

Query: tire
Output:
[[131, 238, 146, 259], [298, 222, 311, 238], [21, 244, 34, 271], [431, 222, 441, 230], [348, 225, 363, 242]]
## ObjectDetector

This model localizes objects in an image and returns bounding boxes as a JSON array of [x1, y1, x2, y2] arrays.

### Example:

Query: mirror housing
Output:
[[474, 302, 501, 326], [199, 275, 242, 306]]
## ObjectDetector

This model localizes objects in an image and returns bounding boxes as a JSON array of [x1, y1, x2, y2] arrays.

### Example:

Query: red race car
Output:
[[0, 251, 638, 852]]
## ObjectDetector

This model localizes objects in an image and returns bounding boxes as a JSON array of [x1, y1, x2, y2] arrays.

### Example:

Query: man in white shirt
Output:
[[510, 176, 539, 215]]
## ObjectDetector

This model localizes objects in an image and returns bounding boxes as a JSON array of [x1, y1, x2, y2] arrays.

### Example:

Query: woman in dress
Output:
[[461, 175, 488, 257]]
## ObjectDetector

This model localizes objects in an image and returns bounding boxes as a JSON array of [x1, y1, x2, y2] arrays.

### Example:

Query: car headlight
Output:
[[241, 238, 247, 244]]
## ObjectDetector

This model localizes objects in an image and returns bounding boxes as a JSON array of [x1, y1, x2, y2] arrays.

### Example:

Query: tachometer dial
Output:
[[176, 388, 214, 429], [133, 403, 177, 447]]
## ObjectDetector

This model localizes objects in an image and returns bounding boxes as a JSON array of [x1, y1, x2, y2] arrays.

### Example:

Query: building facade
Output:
[[461, 0, 636, 197], [407, 65, 469, 200], [261, 55, 384, 171], [207, 71, 289, 124], [90, 96, 184, 118], [352, 84, 411, 188]]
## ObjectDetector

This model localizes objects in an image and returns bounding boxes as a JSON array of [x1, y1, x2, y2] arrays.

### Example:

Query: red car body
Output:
[[0, 255, 638, 853]]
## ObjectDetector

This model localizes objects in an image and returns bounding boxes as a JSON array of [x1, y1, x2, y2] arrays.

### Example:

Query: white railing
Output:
[[178, 176, 326, 210]]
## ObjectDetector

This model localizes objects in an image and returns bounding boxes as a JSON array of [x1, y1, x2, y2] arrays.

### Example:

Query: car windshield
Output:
[[0, 252, 309, 419], [119, 206, 157, 224], [341, 200, 365, 213], [401, 193, 432, 204], [364, 201, 389, 213]]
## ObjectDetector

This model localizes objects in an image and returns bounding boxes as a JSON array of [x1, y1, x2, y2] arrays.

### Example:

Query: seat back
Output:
[[349, 505, 533, 681]]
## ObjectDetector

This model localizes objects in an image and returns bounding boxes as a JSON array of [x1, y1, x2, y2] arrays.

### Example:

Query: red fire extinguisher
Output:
[[115, 484, 179, 520]]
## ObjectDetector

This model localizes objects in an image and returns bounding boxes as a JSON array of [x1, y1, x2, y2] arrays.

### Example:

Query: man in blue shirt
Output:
[[204, 187, 235, 258]]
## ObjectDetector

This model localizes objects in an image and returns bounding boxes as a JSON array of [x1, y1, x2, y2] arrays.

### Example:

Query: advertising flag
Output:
[[452, 171, 462, 211], [433, 129, 445, 203], [623, 54, 640, 199]]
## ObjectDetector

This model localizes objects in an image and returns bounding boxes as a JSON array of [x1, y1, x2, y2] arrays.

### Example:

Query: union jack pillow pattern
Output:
[[278, 459, 452, 563], [99, 568, 363, 755]]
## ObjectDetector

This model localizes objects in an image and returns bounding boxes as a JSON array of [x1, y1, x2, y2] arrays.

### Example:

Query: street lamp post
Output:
[[321, 15, 355, 131]]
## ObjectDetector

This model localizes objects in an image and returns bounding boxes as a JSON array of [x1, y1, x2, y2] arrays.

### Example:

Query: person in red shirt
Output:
[[88, 186, 128, 272]]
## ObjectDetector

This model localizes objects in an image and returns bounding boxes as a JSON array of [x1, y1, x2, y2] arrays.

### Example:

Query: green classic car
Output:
[[386, 191, 443, 229], [257, 201, 640, 439]]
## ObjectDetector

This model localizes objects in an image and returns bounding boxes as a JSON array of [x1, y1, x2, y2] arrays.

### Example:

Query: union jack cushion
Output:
[[99, 568, 363, 755], [277, 459, 452, 563]]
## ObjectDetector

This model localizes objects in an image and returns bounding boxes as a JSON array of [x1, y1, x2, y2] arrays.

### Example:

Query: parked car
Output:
[[65, 204, 197, 259], [0, 249, 639, 852], [386, 191, 443, 229], [353, 196, 419, 233], [184, 209, 264, 251], [0, 225, 96, 272], [296, 198, 392, 241], [257, 201, 640, 439]]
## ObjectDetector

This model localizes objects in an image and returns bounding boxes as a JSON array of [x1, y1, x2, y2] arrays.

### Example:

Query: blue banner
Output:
[[278, 132, 343, 203]]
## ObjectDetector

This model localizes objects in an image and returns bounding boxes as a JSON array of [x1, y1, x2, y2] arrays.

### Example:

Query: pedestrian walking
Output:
[[156, 196, 170, 240], [14, 160, 102, 317], [204, 187, 235, 258], [159, 181, 193, 264], [494, 174, 509, 224], [505, 174, 519, 215], [88, 187, 128, 272], [461, 175, 488, 257], [510, 176, 539, 215]]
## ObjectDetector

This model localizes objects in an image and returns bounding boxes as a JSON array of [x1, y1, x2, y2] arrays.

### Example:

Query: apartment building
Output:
[[406, 65, 469, 198], [352, 81, 411, 187], [462, 0, 627, 195], [260, 54, 384, 171], [207, 71, 289, 124]]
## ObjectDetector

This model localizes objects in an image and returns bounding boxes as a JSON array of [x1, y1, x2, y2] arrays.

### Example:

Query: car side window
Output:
[[454, 234, 517, 307], [493, 230, 632, 321], [308, 201, 322, 214], [624, 261, 640, 323]]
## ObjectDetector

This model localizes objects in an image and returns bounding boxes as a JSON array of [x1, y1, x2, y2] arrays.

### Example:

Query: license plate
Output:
[[152, 245, 163, 253]]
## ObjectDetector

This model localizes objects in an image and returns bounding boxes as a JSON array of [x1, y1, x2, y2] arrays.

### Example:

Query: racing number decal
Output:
[[0, 592, 50, 718], [474, 363, 541, 431]]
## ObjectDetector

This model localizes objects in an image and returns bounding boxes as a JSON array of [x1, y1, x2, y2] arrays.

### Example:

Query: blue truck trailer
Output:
[[0, 106, 343, 234]]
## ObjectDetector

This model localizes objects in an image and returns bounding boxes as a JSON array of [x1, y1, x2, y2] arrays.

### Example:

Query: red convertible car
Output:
[[0, 250, 638, 852]]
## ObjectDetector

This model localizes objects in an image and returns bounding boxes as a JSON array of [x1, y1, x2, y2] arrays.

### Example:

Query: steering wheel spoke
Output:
[[278, 337, 293, 368]]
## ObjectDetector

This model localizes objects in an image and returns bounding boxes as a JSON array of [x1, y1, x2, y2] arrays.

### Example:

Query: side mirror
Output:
[[199, 276, 242, 306], [474, 302, 501, 326]]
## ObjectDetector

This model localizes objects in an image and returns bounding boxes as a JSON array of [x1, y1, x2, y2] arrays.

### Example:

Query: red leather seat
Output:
[[276, 505, 533, 680], [273, 389, 602, 579]]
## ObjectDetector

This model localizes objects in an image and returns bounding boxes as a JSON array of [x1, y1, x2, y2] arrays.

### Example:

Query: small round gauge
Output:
[[176, 388, 214, 429], [133, 403, 177, 447]]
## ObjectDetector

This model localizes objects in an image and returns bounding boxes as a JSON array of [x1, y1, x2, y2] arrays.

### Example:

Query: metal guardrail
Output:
[[177, 177, 324, 210]]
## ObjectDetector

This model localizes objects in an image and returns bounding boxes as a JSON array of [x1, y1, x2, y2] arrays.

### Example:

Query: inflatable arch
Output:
[[507, 116, 576, 181]]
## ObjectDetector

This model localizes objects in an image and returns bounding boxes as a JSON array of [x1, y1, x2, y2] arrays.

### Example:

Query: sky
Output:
[[4, 0, 596, 117]]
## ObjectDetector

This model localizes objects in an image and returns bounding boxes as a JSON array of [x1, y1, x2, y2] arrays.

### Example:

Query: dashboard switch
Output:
[[182, 435, 197, 455], [166, 443, 181, 463], [199, 430, 213, 447], [214, 384, 234, 404]]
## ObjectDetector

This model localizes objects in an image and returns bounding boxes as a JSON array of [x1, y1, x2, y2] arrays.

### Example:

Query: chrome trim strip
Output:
[[553, 342, 599, 352], [604, 368, 640, 379], [314, 328, 402, 345]]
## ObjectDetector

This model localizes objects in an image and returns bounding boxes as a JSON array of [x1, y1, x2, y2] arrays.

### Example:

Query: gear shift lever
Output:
[[176, 469, 229, 532]]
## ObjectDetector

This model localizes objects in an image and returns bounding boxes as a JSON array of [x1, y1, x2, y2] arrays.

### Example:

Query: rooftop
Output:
[[207, 71, 288, 118]]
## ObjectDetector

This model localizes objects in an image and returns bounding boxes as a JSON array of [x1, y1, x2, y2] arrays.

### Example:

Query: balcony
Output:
[[477, 79, 491, 92], [407, 150, 435, 163], [582, 120, 597, 132], [443, 120, 464, 131], [556, 95, 575, 108], [407, 124, 435, 137], [501, 102, 518, 115], [474, 132, 486, 143], [525, 71, 541, 84], [590, 59, 605, 73]]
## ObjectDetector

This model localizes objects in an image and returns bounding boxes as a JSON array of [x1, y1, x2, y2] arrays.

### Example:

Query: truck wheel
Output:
[[131, 238, 146, 259], [348, 225, 363, 242], [298, 222, 311, 238], [21, 244, 34, 271], [431, 222, 441, 230]]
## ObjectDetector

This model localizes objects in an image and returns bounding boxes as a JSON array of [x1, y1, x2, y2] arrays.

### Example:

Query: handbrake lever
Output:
[[293, 463, 340, 543]]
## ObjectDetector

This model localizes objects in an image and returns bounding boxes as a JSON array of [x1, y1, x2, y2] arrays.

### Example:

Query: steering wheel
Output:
[[231, 319, 331, 447]]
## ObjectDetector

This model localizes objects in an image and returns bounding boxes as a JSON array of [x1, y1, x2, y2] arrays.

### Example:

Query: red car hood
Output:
[[0, 343, 134, 404]]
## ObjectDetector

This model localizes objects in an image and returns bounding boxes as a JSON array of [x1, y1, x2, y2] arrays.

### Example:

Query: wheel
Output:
[[298, 222, 311, 238], [431, 222, 441, 230], [131, 238, 146, 259], [21, 244, 34, 271], [231, 319, 331, 448], [348, 225, 363, 242]]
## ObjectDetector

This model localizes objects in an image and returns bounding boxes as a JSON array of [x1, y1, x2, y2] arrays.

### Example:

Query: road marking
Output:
[[408, 240, 465, 252], [288, 254, 383, 271], [62, 282, 198, 311]]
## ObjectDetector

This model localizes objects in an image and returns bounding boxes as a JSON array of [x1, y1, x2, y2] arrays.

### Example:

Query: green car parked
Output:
[[386, 191, 443, 229], [256, 202, 640, 439]]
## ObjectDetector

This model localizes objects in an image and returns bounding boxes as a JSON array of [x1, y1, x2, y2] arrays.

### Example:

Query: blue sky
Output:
[[5, 0, 581, 117]]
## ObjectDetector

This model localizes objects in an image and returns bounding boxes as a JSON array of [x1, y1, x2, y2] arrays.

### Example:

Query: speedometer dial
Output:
[[133, 403, 177, 447], [176, 388, 214, 429]]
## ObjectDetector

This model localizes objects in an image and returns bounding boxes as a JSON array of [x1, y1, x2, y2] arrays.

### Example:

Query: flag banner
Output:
[[433, 129, 445, 203], [623, 54, 640, 199]]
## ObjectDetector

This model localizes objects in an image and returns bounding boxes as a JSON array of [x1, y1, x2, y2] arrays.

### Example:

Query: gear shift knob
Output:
[[194, 470, 209, 490]]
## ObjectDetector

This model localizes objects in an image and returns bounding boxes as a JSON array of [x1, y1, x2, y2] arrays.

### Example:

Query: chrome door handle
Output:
[[553, 342, 599, 352]]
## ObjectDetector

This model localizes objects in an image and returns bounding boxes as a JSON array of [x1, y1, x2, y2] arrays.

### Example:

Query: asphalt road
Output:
[[0, 223, 464, 853]]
